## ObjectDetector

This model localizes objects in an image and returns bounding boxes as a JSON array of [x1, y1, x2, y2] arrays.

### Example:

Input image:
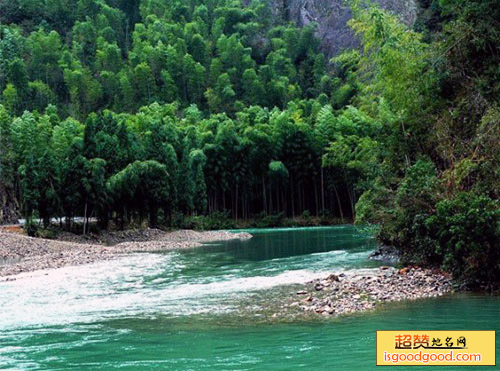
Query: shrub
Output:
[[356, 160, 442, 246], [358, 160, 500, 288], [356, 186, 395, 228], [396, 159, 441, 215], [178, 211, 236, 230], [24, 218, 38, 237], [426, 193, 500, 287], [35, 227, 59, 239], [250, 212, 284, 228], [400, 212, 441, 266]]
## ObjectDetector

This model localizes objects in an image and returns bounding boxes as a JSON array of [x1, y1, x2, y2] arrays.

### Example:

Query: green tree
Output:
[[107, 160, 169, 227]]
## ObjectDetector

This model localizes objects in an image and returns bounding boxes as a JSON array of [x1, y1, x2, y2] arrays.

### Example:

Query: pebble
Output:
[[326, 274, 340, 282], [0, 229, 252, 278], [284, 266, 453, 318]]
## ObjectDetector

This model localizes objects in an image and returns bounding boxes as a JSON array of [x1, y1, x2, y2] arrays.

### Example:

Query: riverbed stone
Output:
[[314, 283, 324, 291], [285, 266, 453, 318]]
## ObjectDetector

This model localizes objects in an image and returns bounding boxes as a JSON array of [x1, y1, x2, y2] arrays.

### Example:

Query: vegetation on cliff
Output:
[[351, 0, 500, 287]]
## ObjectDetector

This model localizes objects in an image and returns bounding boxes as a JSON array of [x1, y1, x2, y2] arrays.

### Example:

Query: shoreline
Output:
[[1, 228, 455, 320], [0, 229, 252, 278], [272, 266, 453, 319]]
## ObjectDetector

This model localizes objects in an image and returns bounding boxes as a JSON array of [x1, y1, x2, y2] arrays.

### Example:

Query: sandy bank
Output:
[[0, 229, 252, 278]]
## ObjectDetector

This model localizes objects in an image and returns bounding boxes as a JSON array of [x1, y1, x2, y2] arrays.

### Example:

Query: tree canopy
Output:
[[0, 0, 498, 286]]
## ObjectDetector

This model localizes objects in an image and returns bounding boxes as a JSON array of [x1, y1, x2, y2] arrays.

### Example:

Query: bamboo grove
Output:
[[0, 0, 499, 284], [0, 0, 377, 228]]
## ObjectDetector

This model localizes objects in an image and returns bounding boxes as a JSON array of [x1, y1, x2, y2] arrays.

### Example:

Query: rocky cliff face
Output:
[[269, 0, 418, 57]]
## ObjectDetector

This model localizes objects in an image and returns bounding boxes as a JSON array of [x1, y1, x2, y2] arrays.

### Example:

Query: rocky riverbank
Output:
[[273, 266, 452, 318], [369, 245, 401, 265], [0, 229, 252, 278]]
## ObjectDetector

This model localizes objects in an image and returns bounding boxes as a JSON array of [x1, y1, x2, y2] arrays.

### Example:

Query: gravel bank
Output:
[[0, 229, 252, 278], [274, 266, 453, 318]]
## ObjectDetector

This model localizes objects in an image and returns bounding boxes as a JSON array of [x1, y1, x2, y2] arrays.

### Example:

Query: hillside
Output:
[[0, 0, 498, 287], [267, 0, 417, 56]]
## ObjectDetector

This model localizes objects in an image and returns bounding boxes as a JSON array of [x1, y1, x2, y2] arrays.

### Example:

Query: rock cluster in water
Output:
[[0, 229, 252, 278], [280, 266, 452, 318]]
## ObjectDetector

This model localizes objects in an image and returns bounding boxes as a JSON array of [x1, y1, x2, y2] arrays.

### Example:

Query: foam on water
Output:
[[0, 255, 337, 330], [1, 227, 498, 371], [0, 228, 376, 330], [0, 226, 380, 330]]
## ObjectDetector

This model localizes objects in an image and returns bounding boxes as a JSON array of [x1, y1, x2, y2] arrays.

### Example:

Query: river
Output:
[[0, 226, 498, 370]]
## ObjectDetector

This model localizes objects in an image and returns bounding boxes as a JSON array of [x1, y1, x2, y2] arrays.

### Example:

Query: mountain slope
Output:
[[267, 0, 417, 57]]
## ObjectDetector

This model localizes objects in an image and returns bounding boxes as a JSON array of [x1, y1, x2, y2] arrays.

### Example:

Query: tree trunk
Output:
[[333, 186, 344, 222], [314, 180, 319, 216], [281, 186, 286, 216], [262, 175, 267, 215], [83, 200, 88, 235], [235, 186, 239, 220], [346, 185, 355, 219], [269, 185, 274, 214], [321, 166, 325, 212]]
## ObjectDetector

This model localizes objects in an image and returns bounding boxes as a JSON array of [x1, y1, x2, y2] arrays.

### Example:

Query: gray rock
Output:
[[314, 283, 324, 291], [244, 0, 418, 58], [371, 245, 401, 265], [290, 266, 452, 318], [326, 273, 340, 282]]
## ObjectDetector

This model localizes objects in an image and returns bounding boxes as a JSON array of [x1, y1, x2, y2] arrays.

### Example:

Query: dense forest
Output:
[[0, 0, 498, 286]]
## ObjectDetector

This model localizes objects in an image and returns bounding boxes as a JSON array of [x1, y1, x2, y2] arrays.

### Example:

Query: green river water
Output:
[[0, 226, 498, 370]]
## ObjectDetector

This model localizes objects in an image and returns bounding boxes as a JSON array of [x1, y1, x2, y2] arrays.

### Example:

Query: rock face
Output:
[[270, 0, 418, 57]]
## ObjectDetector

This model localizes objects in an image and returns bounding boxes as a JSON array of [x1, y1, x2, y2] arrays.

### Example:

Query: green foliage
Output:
[[179, 211, 236, 231], [250, 212, 284, 228], [396, 159, 441, 215], [355, 186, 394, 230], [0, 0, 335, 114], [268, 160, 288, 179], [0, 0, 499, 289], [323, 134, 380, 217], [349, 2, 436, 118], [107, 160, 169, 226], [427, 193, 500, 286], [396, 193, 500, 287], [0, 0, 380, 228], [350, 1, 500, 287]]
